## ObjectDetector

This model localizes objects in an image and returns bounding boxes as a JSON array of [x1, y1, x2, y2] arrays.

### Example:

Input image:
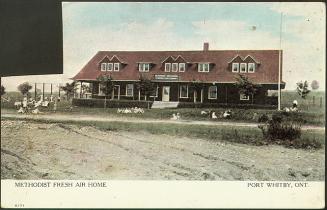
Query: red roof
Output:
[[73, 50, 284, 84]]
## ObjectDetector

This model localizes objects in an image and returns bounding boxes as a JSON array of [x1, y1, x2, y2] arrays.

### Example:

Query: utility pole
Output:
[[278, 11, 283, 111]]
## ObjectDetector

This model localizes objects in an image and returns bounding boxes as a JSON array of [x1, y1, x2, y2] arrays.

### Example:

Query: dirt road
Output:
[[1, 112, 325, 131], [1, 120, 324, 180]]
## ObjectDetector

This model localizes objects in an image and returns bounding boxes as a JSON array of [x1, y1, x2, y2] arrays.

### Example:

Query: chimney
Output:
[[203, 42, 209, 51]]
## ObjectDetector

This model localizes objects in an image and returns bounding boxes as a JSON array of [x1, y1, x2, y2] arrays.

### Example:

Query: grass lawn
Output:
[[3, 116, 325, 150], [1, 90, 325, 126]]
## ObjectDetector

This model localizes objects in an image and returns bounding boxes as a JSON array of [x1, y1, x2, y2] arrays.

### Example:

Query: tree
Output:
[[234, 74, 261, 104], [1, 85, 5, 96], [135, 74, 156, 101], [81, 84, 90, 97], [60, 81, 78, 100], [311, 80, 319, 91], [296, 81, 310, 99], [189, 79, 205, 103], [17, 82, 32, 97], [97, 74, 114, 97], [97, 74, 114, 108]]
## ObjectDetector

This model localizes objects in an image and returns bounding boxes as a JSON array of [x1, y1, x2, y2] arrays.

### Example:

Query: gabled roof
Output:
[[73, 49, 282, 84]]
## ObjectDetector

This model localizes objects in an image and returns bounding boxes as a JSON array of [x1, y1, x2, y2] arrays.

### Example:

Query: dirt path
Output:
[[1, 112, 325, 131], [1, 120, 324, 180]]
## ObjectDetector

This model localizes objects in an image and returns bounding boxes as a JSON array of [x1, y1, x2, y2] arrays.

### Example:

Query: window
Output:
[[114, 63, 120, 71], [240, 63, 247, 73], [107, 63, 113, 71], [100, 63, 107, 71], [240, 93, 250, 100], [165, 63, 171, 72], [198, 63, 210, 72], [150, 85, 159, 97], [179, 63, 185, 72], [179, 85, 188, 98], [172, 63, 178, 72], [232, 63, 239, 73], [139, 63, 150, 72], [248, 63, 255, 73], [208, 86, 217, 99], [98, 84, 105, 95], [126, 84, 134, 97]]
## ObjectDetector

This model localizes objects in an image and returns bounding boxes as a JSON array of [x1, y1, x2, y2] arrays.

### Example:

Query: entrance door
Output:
[[113, 85, 120, 99], [162, 86, 170, 102]]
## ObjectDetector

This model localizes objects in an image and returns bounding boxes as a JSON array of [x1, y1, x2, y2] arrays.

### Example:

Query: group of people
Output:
[[201, 110, 232, 119], [283, 100, 299, 112], [15, 95, 59, 114]]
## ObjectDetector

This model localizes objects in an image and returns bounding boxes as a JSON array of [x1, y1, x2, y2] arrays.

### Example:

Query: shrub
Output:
[[259, 112, 301, 141], [177, 102, 277, 109], [258, 114, 269, 123], [256, 112, 323, 149], [72, 98, 153, 108]]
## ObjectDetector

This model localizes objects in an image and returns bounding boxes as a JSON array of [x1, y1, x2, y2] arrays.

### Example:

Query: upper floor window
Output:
[[108, 63, 113, 71], [172, 63, 178, 72], [165, 63, 186, 72], [240, 63, 247, 73], [198, 63, 210, 72], [232, 63, 239, 73], [114, 63, 120, 71], [101, 63, 107, 71], [208, 86, 217, 99], [248, 63, 255, 73], [179, 85, 188, 98], [165, 63, 171, 72], [139, 63, 150, 72], [179, 63, 185, 72]]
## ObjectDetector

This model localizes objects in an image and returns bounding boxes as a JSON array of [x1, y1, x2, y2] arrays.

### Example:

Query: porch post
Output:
[[225, 86, 228, 104], [138, 89, 141, 101], [118, 86, 120, 100], [80, 81, 83, 98], [194, 91, 196, 103], [177, 84, 180, 101], [201, 88, 203, 103], [50, 83, 53, 95]]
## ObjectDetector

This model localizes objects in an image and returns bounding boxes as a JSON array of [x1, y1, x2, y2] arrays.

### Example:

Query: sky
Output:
[[2, 2, 325, 91]]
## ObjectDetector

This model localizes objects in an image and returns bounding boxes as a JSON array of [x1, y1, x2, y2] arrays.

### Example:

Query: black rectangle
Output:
[[0, 0, 63, 77]]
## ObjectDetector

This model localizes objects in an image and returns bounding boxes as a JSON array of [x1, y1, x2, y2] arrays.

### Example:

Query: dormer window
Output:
[[232, 63, 239, 73], [165, 63, 171, 72], [198, 63, 210, 72], [248, 63, 255, 73], [108, 63, 113, 71], [179, 63, 185, 72], [114, 63, 120, 71], [172, 63, 178, 72], [101, 63, 107, 71], [139, 63, 150, 72], [240, 63, 247, 73]]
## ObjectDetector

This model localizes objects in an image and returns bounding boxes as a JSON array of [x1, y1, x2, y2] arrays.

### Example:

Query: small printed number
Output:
[[14, 204, 25, 207]]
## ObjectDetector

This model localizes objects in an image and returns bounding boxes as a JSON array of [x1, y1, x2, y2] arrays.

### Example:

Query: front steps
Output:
[[151, 101, 179, 109]]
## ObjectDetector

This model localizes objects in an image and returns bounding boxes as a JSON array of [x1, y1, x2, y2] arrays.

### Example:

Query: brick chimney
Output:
[[203, 42, 209, 51]]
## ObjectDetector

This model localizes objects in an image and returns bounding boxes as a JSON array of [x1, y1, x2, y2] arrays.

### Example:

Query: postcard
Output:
[[1, 2, 325, 208]]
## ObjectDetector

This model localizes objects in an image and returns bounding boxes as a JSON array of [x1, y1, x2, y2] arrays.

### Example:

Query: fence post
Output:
[[312, 96, 315, 106], [42, 83, 45, 101], [34, 83, 37, 99]]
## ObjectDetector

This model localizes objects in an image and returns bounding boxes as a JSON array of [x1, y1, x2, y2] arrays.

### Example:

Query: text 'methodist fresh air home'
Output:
[[72, 43, 285, 107]]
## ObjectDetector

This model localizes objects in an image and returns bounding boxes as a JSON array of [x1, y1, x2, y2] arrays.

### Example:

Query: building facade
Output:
[[73, 43, 285, 106]]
